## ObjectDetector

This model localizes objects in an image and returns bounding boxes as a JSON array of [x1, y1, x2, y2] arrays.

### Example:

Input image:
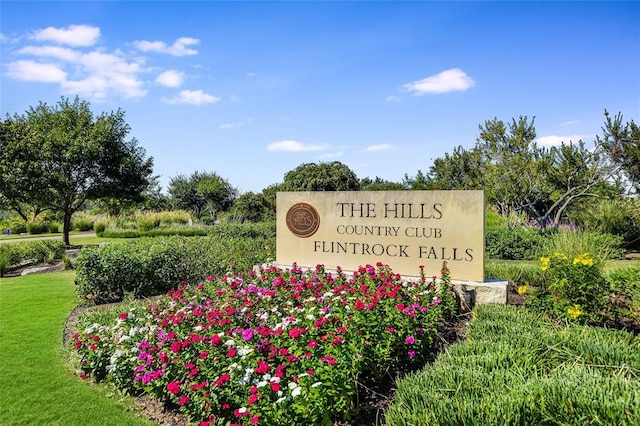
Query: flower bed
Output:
[[70, 262, 457, 425]]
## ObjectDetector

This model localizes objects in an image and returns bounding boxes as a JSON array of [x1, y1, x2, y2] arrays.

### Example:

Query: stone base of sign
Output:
[[256, 263, 508, 307]]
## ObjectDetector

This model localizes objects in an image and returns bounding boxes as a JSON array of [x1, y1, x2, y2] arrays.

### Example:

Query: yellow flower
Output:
[[567, 304, 583, 319], [540, 256, 550, 272], [517, 285, 528, 295], [572, 253, 594, 267]]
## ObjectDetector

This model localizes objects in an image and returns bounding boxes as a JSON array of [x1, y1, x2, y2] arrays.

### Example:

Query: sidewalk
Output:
[[0, 231, 96, 243]]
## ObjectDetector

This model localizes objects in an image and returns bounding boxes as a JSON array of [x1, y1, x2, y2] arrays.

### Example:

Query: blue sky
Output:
[[2, 1, 639, 195]]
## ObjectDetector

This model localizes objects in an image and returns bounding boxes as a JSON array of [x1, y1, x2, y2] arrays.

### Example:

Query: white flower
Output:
[[311, 382, 323, 388], [291, 387, 302, 397]]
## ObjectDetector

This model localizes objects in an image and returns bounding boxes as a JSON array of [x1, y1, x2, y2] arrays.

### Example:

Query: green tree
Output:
[[426, 145, 486, 190], [280, 161, 360, 191], [230, 192, 274, 222], [0, 97, 153, 245], [168, 171, 236, 220], [359, 176, 405, 191], [196, 174, 237, 220], [402, 170, 431, 190], [597, 110, 640, 193]]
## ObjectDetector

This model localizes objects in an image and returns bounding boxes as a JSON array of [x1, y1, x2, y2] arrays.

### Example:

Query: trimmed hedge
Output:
[[74, 234, 275, 304], [97, 227, 208, 238], [0, 240, 66, 276], [485, 226, 545, 260]]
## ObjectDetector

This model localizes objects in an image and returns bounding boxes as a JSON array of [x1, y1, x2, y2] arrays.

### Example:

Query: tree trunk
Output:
[[62, 210, 73, 246]]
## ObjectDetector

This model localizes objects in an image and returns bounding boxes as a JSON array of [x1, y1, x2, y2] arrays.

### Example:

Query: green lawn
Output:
[[0, 271, 152, 425]]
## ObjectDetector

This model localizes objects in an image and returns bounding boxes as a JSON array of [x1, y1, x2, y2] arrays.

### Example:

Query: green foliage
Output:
[[229, 192, 274, 222], [71, 213, 94, 232], [606, 265, 640, 327], [26, 220, 49, 235], [485, 261, 547, 288], [597, 110, 640, 192], [540, 229, 625, 262], [484, 209, 505, 228], [386, 305, 640, 426], [534, 252, 609, 324], [168, 171, 236, 220], [573, 198, 640, 251], [75, 233, 275, 304], [0, 96, 154, 245], [0, 240, 66, 275], [97, 227, 208, 238], [48, 222, 61, 233], [281, 161, 360, 191], [359, 176, 405, 191], [485, 226, 545, 260]]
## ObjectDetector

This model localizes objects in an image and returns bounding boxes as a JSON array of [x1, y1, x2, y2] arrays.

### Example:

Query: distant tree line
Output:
[[1, 96, 638, 243]]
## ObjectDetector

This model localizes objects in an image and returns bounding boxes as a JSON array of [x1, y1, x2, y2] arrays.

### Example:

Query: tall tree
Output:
[[0, 97, 154, 245], [281, 161, 360, 191], [168, 171, 237, 220], [359, 176, 405, 191], [597, 110, 640, 193]]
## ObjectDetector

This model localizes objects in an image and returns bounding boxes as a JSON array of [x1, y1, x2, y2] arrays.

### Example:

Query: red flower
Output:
[[250, 416, 260, 424], [167, 381, 181, 394], [179, 395, 190, 405], [171, 341, 181, 353], [270, 382, 280, 392], [92, 335, 100, 342], [255, 360, 270, 374], [118, 312, 129, 320], [227, 347, 237, 357]]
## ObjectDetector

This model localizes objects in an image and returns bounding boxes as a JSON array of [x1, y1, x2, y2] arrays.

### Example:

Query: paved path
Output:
[[0, 231, 96, 244]]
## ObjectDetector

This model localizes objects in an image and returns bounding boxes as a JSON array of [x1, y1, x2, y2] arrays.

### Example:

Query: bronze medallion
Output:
[[286, 202, 320, 238]]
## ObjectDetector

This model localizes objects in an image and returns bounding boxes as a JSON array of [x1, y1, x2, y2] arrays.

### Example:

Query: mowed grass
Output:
[[0, 271, 152, 426]]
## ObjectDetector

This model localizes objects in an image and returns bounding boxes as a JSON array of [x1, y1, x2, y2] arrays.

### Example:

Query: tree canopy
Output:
[[0, 96, 154, 244], [168, 171, 237, 220], [280, 161, 360, 191]]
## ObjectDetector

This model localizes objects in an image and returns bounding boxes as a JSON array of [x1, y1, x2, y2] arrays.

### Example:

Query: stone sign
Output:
[[277, 190, 485, 281]]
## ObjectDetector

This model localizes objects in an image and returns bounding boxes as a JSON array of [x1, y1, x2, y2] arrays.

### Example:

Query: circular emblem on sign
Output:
[[286, 203, 320, 238]]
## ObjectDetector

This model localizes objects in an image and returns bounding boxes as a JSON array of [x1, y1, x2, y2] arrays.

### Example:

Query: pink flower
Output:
[[227, 347, 237, 357], [255, 360, 270, 374], [405, 336, 415, 345], [118, 312, 128, 320], [270, 382, 281, 392], [179, 395, 190, 405], [250, 416, 260, 424], [408, 350, 416, 358], [242, 328, 254, 341], [167, 381, 181, 395]]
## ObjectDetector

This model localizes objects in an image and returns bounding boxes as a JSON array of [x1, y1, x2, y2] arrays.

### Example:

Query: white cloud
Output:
[[385, 95, 401, 103], [404, 68, 475, 95], [364, 144, 393, 152], [5, 60, 67, 82], [133, 37, 199, 56], [164, 90, 220, 105], [267, 140, 328, 152], [18, 45, 80, 61], [156, 70, 185, 87], [220, 118, 252, 129], [536, 134, 592, 147], [30, 24, 100, 47], [562, 120, 580, 126]]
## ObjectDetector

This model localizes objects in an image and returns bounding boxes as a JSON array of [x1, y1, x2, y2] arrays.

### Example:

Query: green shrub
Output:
[[136, 215, 160, 231], [485, 261, 547, 288], [75, 234, 275, 304], [606, 265, 640, 326], [93, 219, 108, 235], [0, 240, 66, 274], [573, 198, 640, 251], [208, 221, 276, 240], [540, 229, 625, 262], [48, 222, 61, 233], [27, 220, 50, 235], [98, 227, 209, 239], [386, 305, 640, 426], [9, 219, 27, 234], [72, 214, 95, 231], [485, 225, 545, 260]]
